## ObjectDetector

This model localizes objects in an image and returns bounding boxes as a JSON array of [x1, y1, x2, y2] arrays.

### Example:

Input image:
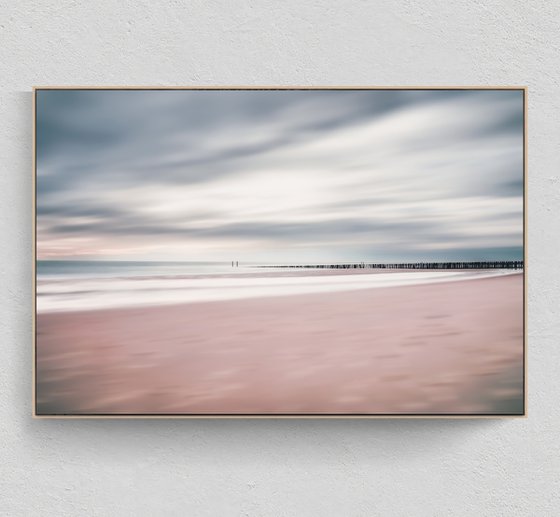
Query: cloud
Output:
[[36, 89, 524, 261]]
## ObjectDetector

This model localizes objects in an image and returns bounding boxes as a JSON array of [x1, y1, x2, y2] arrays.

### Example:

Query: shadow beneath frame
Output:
[[20, 414, 517, 472]]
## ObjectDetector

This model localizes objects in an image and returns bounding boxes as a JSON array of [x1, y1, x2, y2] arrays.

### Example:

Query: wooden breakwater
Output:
[[257, 261, 524, 270]]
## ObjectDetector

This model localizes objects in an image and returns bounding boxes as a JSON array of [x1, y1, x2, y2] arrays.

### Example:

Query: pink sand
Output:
[[36, 274, 524, 415]]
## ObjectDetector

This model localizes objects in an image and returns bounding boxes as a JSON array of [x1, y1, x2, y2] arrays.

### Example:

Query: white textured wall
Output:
[[1, 1, 559, 515]]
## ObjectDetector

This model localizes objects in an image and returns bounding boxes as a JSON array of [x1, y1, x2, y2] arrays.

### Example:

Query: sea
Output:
[[36, 260, 515, 313]]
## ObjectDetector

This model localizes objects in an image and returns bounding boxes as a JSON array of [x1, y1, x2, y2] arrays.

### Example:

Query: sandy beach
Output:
[[36, 273, 524, 415]]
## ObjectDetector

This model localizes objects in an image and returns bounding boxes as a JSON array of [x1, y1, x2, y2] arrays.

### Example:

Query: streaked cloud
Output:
[[36, 89, 523, 262]]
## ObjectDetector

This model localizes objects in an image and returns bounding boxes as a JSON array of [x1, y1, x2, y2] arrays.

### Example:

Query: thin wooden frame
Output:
[[32, 86, 527, 419]]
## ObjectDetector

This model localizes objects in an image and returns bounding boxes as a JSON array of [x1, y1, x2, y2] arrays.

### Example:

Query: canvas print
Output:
[[35, 88, 525, 416]]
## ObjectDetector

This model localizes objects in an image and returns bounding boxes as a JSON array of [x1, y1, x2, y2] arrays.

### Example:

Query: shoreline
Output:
[[36, 274, 524, 415], [36, 269, 522, 314]]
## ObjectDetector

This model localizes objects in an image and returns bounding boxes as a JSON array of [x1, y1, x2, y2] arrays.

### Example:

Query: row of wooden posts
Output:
[[253, 261, 524, 270]]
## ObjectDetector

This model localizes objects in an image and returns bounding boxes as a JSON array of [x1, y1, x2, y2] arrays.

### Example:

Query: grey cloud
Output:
[[44, 212, 522, 256], [498, 179, 524, 198], [46, 217, 434, 239], [37, 204, 121, 218], [36, 89, 484, 187]]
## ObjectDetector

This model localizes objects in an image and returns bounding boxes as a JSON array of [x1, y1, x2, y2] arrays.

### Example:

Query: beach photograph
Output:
[[34, 88, 525, 416]]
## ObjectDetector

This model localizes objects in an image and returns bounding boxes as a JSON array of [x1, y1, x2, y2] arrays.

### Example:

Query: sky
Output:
[[36, 89, 524, 263]]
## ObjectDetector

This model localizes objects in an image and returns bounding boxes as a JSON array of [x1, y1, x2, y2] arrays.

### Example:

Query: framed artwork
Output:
[[34, 87, 525, 417]]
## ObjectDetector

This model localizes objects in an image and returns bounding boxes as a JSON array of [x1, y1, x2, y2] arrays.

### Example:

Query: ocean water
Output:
[[36, 260, 515, 313], [37, 260, 243, 278]]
